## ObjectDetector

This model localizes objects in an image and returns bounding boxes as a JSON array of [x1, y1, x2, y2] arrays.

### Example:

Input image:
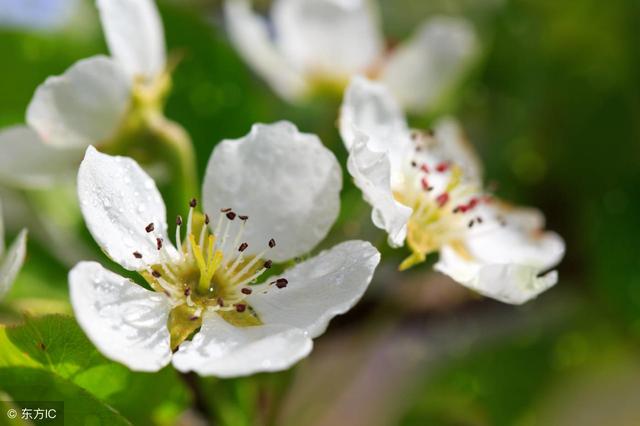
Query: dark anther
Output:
[[145, 223, 155, 233], [275, 278, 288, 289], [468, 220, 475, 228], [238, 242, 248, 252], [189, 315, 199, 321], [133, 251, 143, 259], [151, 270, 161, 278], [235, 304, 247, 313], [184, 287, 191, 297], [241, 288, 252, 295], [164, 290, 171, 297], [477, 217, 483, 224], [217, 297, 224, 307], [411, 161, 417, 167], [226, 211, 236, 220], [220, 208, 232, 213], [264, 260, 273, 269], [427, 128, 435, 137], [268, 238, 276, 248], [176, 215, 183, 226], [189, 198, 198, 208], [156, 238, 163, 250], [204, 214, 210, 224], [239, 215, 248, 221]]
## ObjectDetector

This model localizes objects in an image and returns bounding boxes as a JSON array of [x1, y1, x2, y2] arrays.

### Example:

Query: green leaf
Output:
[[0, 315, 190, 425], [0, 367, 131, 426]]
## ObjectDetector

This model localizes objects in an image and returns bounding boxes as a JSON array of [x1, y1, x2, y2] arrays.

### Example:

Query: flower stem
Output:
[[145, 112, 199, 209]]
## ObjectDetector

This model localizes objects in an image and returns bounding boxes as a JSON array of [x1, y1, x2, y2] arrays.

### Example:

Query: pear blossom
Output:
[[0, 197, 28, 301], [224, 0, 477, 111], [0, 0, 168, 188], [339, 77, 565, 305], [69, 122, 380, 376]]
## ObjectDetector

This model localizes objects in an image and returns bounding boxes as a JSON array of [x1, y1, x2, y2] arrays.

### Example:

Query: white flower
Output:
[[0, 197, 27, 301], [0, 0, 167, 189], [339, 77, 565, 305], [69, 122, 381, 376], [224, 0, 477, 111]]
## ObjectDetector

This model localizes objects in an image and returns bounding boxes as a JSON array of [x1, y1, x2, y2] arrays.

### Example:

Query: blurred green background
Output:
[[0, 0, 639, 425]]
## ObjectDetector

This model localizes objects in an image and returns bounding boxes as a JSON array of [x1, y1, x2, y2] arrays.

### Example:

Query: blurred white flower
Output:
[[69, 122, 380, 376], [339, 77, 565, 305], [0, 0, 168, 189], [0, 198, 27, 301], [224, 0, 477, 111]]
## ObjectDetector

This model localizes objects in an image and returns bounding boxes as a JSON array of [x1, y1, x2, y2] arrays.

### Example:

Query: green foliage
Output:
[[0, 315, 190, 425]]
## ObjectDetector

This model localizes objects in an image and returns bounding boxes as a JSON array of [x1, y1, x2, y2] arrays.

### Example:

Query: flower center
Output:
[[394, 133, 490, 270], [132, 198, 287, 349]]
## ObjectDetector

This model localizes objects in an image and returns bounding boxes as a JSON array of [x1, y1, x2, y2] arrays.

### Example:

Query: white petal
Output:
[[172, 313, 312, 377], [340, 76, 411, 162], [0, 229, 27, 301], [203, 121, 342, 262], [272, 0, 384, 80], [432, 117, 482, 183], [97, 0, 166, 79], [464, 205, 565, 270], [69, 261, 172, 371], [248, 240, 380, 338], [0, 125, 81, 189], [434, 204, 565, 305], [77, 146, 173, 271], [346, 131, 412, 247], [27, 55, 131, 148], [224, 0, 308, 101], [381, 16, 478, 112], [435, 248, 559, 305]]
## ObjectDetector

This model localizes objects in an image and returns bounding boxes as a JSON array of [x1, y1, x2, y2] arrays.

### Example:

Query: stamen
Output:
[[436, 162, 450, 173], [275, 278, 288, 289], [151, 270, 161, 278], [238, 242, 248, 252], [263, 260, 273, 269], [268, 238, 276, 248], [145, 223, 155, 233], [235, 304, 246, 313], [241, 288, 252, 295], [226, 212, 236, 220], [239, 215, 248, 221], [175, 215, 183, 253], [156, 238, 163, 250], [133, 251, 142, 259], [436, 193, 449, 207]]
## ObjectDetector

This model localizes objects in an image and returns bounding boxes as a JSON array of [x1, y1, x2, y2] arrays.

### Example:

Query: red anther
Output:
[[235, 304, 246, 313], [226, 212, 236, 220], [189, 198, 198, 208], [241, 288, 252, 295], [145, 223, 155, 233], [420, 164, 430, 173], [468, 197, 479, 209], [436, 162, 449, 173], [275, 278, 288, 289], [436, 193, 449, 207], [421, 177, 430, 191]]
